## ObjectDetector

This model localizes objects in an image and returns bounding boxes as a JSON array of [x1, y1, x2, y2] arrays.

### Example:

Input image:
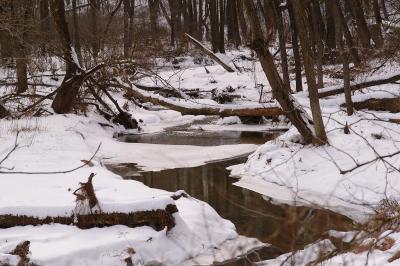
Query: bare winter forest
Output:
[[1, 0, 400, 265]]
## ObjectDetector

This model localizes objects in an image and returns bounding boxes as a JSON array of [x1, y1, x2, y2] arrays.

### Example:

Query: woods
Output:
[[1, 0, 400, 265]]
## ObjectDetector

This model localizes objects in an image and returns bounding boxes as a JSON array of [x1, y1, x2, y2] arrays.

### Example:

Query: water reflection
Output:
[[109, 157, 353, 261], [119, 131, 276, 146]]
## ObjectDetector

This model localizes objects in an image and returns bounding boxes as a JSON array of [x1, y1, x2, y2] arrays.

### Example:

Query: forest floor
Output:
[[1, 48, 400, 265]]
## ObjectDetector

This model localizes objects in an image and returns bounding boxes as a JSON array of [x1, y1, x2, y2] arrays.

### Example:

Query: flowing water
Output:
[[110, 126, 354, 264]]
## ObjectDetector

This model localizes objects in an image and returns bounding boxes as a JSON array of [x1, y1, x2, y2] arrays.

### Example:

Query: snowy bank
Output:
[[232, 85, 400, 223], [0, 114, 262, 265]]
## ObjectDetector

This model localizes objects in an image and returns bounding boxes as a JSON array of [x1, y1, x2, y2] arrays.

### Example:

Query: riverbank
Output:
[[0, 113, 262, 265]]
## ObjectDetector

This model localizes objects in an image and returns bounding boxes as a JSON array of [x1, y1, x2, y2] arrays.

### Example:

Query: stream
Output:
[[109, 124, 354, 265]]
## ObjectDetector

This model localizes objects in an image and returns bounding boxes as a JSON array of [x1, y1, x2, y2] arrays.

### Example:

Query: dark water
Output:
[[111, 129, 354, 264], [119, 130, 276, 146]]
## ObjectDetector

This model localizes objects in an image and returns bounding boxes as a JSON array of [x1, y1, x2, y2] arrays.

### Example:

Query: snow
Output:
[[0, 196, 263, 265], [0, 113, 262, 265], [231, 72, 400, 223]]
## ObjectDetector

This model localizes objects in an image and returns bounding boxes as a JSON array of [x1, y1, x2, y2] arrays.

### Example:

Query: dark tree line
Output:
[[0, 0, 398, 145]]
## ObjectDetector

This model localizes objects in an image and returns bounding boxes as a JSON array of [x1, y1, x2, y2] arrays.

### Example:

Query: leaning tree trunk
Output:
[[50, 0, 82, 114], [244, 0, 316, 145], [292, 0, 328, 145]]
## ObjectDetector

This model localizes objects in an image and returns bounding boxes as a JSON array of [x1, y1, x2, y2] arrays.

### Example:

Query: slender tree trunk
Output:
[[237, 1, 248, 43], [371, 0, 383, 48], [287, 0, 303, 92], [292, 0, 328, 145], [312, 1, 324, 88], [333, 0, 361, 64], [90, 0, 100, 58], [272, 0, 290, 92], [198, 0, 203, 40], [325, 0, 336, 51], [345, 0, 371, 49], [333, 1, 353, 115], [218, 0, 225, 53], [148, 0, 159, 35], [209, 0, 219, 52], [72, 0, 82, 64], [39, 0, 50, 55], [244, 0, 317, 145], [168, 0, 177, 46]]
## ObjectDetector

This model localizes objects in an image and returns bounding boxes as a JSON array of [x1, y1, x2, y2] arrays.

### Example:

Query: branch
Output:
[[0, 143, 102, 175]]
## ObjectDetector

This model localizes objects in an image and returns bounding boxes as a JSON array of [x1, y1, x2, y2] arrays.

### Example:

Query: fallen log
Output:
[[185, 33, 235, 73], [341, 97, 400, 113], [0, 204, 178, 231], [117, 81, 284, 117], [133, 83, 200, 98], [318, 73, 400, 98]]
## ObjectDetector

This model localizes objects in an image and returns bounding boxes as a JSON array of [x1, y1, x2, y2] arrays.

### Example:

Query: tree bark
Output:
[[272, 0, 290, 92], [148, 0, 160, 35], [287, 0, 303, 92], [312, 1, 324, 88], [292, 0, 328, 144], [218, 0, 225, 53], [120, 83, 284, 117], [50, 0, 82, 113], [333, 0, 361, 64], [72, 0, 82, 64], [244, 0, 317, 144], [345, 0, 371, 49]]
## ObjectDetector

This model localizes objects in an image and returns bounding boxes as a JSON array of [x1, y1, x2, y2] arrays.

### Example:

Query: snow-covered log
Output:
[[120, 81, 284, 117], [318, 73, 400, 98]]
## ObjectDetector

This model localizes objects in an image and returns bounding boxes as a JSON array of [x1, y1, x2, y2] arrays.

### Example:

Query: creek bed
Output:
[[109, 128, 354, 264]]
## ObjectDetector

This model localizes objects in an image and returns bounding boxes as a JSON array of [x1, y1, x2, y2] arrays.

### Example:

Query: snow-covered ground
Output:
[[0, 112, 263, 265]]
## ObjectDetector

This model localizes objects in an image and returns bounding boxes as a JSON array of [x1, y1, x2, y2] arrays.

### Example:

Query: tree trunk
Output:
[[312, 1, 324, 88], [148, 0, 159, 35], [287, 0, 303, 92], [218, 0, 225, 53], [333, 0, 361, 64], [325, 0, 336, 51], [89, 0, 100, 58], [72, 0, 82, 64], [50, 0, 82, 114], [345, 0, 371, 49], [272, 0, 290, 92], [371, 0, 383, 48], [333, 1, 353, 115], [244, 0, 317, 145], [39, 0, 50, 55], [209, 0, 219, 52], [292, 0, 328, 145]]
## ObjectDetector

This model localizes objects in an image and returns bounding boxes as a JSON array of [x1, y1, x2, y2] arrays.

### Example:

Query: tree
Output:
[[287, 0, 303, 92], [50, 0, 82, 113], [292, 0, 328, 144], [244, 0, 318, 145]]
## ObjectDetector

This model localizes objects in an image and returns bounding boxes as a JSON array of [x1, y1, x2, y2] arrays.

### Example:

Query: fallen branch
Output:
[[185, 33, 235, 73], [116, 80, 284, 117], [318, 73, 400, 98]]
